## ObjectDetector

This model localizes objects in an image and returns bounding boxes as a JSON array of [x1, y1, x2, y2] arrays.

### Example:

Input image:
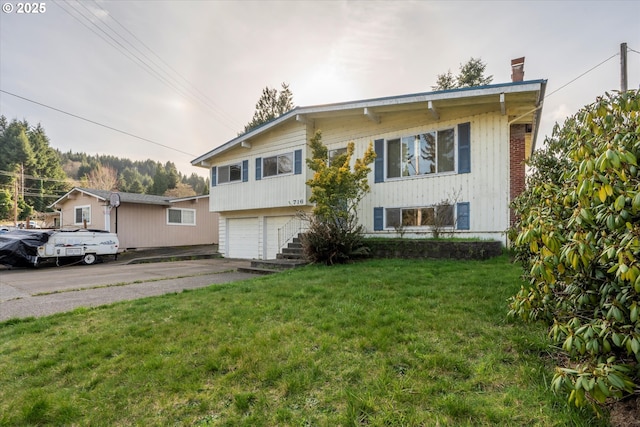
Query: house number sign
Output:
[[290, 199, 305, 206]]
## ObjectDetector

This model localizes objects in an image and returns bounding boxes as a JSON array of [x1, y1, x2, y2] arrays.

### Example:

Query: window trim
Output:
[[262, 152, 294, 178], [166, 207, 196, 226], [74, 205, 91, 225]]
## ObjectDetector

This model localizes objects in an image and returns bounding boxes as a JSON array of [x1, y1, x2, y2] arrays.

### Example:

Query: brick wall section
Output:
[[509, 124, 527, 226]]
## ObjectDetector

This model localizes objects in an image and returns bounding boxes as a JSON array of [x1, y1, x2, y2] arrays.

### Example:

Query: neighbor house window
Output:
[[263, 152, 293, 177], [217, 163, 242, 184], [74, 206, 91, 225], [387, 128, 455, 179], [167, 208, 196, 225], [385, 205, 454, 228]]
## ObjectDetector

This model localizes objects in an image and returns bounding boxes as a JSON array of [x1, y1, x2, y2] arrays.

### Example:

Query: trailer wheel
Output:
[[82, 253, 97, 265]]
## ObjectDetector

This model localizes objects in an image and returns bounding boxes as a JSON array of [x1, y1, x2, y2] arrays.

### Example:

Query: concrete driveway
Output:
[[0, 258, 259, 321]]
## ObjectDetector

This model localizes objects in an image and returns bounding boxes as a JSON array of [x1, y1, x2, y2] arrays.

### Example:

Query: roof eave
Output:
[[48, 187, 107, 209], [192, 79, 548, 166]]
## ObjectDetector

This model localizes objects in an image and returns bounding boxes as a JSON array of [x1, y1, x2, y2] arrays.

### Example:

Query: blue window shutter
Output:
[[256, 158, 262, 181], [242, 160, 249, 182], [294, 149, 302, 174], [374, 207, 384, 231], [374, 139, 384, 183], [457, 202, 470, 230], [458, 122, 471, 174], [211, 167, 217, 187]]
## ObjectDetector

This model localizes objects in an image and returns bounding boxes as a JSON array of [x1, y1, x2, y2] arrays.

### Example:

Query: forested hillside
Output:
[[0, 116, 208, 221], [56, 151, 209, 197]]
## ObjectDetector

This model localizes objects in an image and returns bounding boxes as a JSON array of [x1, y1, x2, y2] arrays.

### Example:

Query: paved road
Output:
[[0, 258, 259, 321]]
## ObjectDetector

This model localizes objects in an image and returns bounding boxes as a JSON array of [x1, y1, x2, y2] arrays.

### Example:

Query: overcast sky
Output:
[[1, 0, 639, 178]]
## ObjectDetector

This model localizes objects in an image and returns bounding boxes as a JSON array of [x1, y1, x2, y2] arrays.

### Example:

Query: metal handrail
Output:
[[277, 215, 309, 252]]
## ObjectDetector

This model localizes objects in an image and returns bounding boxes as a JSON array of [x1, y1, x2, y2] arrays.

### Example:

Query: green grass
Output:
[[0, 256, 606, 426]]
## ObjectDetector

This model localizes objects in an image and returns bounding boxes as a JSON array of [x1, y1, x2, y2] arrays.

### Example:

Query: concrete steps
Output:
[[237, 236, 308, 275]]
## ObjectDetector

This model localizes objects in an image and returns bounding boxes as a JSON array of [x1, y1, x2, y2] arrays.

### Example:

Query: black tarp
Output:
[[0, 230, 53, 267]]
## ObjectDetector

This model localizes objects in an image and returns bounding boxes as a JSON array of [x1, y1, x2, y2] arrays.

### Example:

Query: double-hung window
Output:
[[167, 208, 196, 225], [217, 163, 242, 184], [387, 128, 455, 179]]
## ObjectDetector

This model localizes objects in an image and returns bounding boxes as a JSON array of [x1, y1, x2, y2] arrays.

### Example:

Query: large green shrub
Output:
[[302, 130, 375, 265], [509, 90, 640, 411]]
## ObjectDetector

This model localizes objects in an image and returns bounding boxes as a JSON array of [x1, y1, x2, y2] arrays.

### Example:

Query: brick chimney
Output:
[[511, 57, 525, 82]]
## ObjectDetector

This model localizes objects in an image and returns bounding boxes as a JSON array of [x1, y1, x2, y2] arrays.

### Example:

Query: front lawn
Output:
[[0, 256, 605, 426]]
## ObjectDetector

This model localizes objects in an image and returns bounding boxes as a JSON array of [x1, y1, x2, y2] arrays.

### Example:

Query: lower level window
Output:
[[167, 208, 196, 225], [386, 205, 453, 228]]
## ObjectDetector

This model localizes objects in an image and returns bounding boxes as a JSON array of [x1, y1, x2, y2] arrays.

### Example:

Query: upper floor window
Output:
[[387, 128, 455, 179], [217, 163, 242, 184], [167, 208, 196, 225], [256, 150, 302, 180], [263, 152, 293, 177], [328, 147, 348, 166]]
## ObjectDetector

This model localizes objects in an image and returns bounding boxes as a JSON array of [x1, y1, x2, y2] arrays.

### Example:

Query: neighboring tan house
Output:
[[50, 188, 218, 249], [192, 60, 546, 259]]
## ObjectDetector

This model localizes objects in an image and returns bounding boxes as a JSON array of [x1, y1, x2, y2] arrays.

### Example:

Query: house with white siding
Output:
[[192, 61, 546, 259], [50, 188, 218, 249]]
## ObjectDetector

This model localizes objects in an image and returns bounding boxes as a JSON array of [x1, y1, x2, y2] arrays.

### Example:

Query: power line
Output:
[[544, 52, 619, 99], [0, 169, 72, 183], [506, 51, 622, 126], [53, 0, 243, 134], [0, 89, 197, 157], [53, 1, 197, 110], [89, 0, 244, 131]]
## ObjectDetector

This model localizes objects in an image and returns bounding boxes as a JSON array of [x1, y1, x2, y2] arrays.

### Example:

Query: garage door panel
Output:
[[227, 218, 259, 259], [265, 216, 294, 260]]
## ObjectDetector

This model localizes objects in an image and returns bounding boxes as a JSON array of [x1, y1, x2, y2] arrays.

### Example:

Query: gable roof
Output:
[[50, 187, 208, 209], [192, 79, 547, 166]]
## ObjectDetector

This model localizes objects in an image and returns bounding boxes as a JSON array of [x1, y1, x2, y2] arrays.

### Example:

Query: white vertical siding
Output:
[[325, 111, 511, 241], [210, 121, 311, 212], [208, 108, 515, 245]]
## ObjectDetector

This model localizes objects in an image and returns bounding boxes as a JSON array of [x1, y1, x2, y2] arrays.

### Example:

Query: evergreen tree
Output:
[[243, 83, 294, 134], [432, 58, 493, 91], [0, 117, 69, 215]]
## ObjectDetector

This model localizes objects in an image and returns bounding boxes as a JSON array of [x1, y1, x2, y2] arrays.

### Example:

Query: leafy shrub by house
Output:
[[509, 90, 640, 411], [302, 131, 375, 265]]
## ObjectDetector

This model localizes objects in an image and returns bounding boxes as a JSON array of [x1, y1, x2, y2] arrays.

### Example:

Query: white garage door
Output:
[[264, 216, 295, 260], [227, 217, 259, 259]]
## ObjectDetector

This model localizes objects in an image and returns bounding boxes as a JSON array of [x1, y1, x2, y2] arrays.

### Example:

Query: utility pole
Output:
[[13, 179, 18, 226], [20, 164, 24, 199], [621, 42, 628, 92]]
